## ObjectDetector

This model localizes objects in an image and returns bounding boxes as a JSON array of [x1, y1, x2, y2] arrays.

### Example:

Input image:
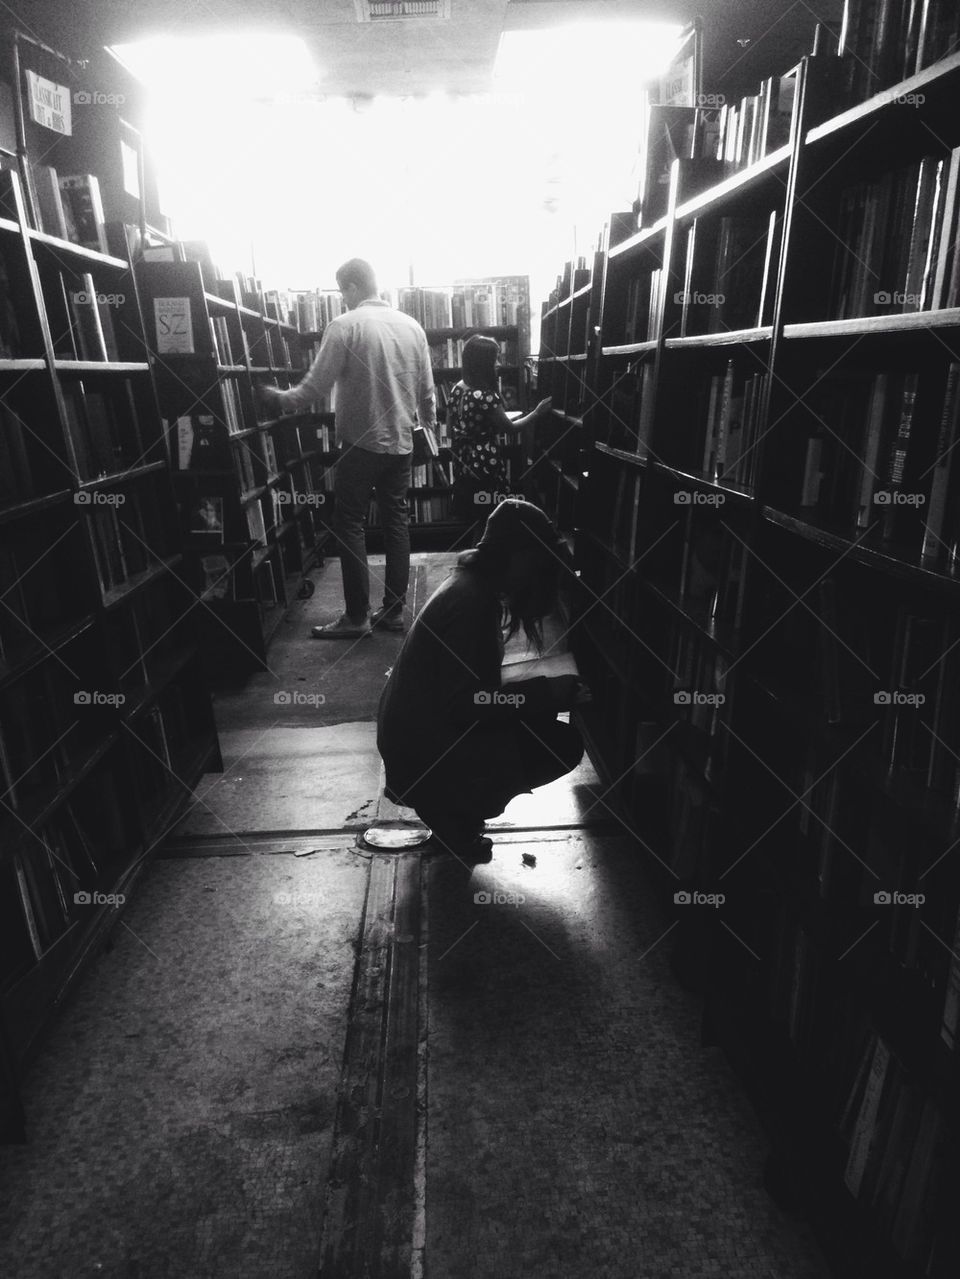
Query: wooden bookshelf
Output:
[[0, 31, 221, 1139], [535, 8, 960, 1274], [134, 256, 335, 680]]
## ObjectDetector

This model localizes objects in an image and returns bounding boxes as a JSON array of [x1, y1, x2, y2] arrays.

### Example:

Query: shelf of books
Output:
[[536, 8, 960, 1274], [1, 31, 222, 1138], [395, 279, 531, 544], [134, 254, 338, 679]]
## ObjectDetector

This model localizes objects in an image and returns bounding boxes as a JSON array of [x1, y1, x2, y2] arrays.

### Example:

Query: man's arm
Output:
[[417, 332, 437, 428], [261, 325, 345, 413]]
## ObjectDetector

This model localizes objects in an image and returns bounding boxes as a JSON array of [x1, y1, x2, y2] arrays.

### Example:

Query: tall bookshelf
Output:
[[537, 7, 960, 1275], [1, 32, 220, 1138], [134, 257, 336, 679]]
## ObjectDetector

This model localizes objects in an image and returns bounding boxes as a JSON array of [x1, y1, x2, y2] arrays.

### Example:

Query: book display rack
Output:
[[0, 31, 221, 1137], [534, 7, 960, 1274]]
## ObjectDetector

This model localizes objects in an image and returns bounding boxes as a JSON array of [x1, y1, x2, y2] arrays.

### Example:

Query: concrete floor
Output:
[[0, 552, 831, 1278]]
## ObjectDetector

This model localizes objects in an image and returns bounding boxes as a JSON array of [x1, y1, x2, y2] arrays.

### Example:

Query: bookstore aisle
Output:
[[0, 552, 830, 1278]]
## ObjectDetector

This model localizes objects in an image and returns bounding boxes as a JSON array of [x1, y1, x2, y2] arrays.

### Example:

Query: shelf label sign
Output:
[[26, 70, 72, 135], [154, 297, 195, 353]]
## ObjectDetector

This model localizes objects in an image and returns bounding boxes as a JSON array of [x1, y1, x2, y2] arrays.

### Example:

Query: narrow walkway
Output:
[[0, 554, 830, 1278]]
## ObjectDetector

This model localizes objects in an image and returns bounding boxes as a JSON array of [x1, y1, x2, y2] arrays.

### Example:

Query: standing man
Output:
[[261, 258, 436, 638]]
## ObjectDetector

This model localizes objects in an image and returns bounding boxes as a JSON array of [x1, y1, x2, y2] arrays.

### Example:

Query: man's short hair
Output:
[[336, 258, 378, 297]]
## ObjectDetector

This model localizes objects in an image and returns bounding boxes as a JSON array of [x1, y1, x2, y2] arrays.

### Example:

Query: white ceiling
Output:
[[9, 0, 689, 97]]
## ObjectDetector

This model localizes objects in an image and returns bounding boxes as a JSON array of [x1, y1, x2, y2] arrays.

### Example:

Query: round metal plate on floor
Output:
[[361, 822, 433, 850]]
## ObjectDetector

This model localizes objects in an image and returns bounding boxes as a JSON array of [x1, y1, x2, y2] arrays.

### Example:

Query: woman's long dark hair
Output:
[[456, 542, 564, 651], [461, 334, 499, 392]]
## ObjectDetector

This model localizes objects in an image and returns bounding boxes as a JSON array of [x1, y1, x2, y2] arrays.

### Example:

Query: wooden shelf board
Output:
[[665, 327, 773, 349]]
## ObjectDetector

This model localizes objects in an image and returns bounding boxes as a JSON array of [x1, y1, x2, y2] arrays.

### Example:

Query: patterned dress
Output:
[[447, 382, 510, 490]]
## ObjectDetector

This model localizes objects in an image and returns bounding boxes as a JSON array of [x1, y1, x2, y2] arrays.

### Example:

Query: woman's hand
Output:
[[535, 396, 552, 418]]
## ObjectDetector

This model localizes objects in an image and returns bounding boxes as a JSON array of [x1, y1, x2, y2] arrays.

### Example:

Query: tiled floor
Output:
[[0, 553, 831, 1278]]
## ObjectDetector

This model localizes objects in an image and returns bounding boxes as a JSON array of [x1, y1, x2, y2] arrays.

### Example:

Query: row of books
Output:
[[840, 0, 960, 100], [697, 363, 766, 489], [679, 211, 780, 336], [796, 361, 960, 562], [198, 550, 284, 607], [287, 289, 343, 333], [88, 497, 160, 595], [394, 277, 530, 335], [427, 336, 521, 368], [831, 149, 960, 319], [28, 165, 108, 253], [0, 247, 23, 357], [600, 359, 657, 455], [635, 76, 794, 228], [62, 379, 149, 481], [677, 512, 749, 635], [4, 766, 127, 974]]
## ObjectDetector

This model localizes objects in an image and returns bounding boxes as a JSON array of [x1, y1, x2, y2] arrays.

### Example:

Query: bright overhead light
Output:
[[112, 33, 321, 99]]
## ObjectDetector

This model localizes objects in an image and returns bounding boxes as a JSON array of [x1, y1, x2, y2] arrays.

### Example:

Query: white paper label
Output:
[[26, 70, 72, 135], [154, 297, 194, 353]]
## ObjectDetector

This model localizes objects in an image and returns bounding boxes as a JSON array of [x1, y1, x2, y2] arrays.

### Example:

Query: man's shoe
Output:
[[311, 614, 372, 639], [370, 606, 405, 632]]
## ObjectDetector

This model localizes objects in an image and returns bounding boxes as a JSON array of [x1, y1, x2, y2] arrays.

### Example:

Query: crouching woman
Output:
[[377, 499, 584, 858]]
